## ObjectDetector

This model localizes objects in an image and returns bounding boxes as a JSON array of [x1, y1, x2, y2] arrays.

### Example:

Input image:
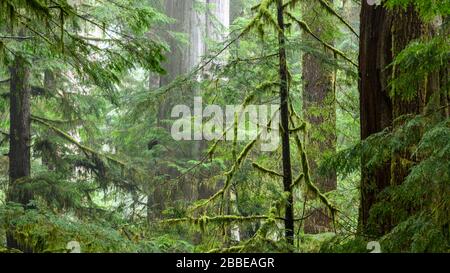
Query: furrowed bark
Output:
[[358, 3, 439, 235], [7, 54, 33, 252]]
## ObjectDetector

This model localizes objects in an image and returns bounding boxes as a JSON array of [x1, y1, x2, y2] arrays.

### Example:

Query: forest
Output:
[[0, 0, 448, 254]]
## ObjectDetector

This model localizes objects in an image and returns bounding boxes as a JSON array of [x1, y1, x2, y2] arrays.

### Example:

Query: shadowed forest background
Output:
[[0, 0, 449, 253]]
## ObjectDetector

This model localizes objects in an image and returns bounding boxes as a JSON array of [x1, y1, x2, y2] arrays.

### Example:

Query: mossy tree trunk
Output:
[[302, 0, 337, 234], [358, 0, 393, 236], [277, 0, 294, 247], [389, 6, 439, 187], [7, 54, 33, 251], [358, 2, 439, 236]]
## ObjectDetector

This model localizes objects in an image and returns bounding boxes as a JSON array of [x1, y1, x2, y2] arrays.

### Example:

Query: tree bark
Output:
[[358, 1, 393, 235], [277, 0, 294, 247], [358, 3, 438, 235], [389, 6, 438, 188], [302, 0, 337, 234], [151, 0, 230, 218], [7, 54, 33, 251]]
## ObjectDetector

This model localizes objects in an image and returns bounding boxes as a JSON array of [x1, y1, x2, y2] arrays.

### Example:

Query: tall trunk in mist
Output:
[[224, 0, 242, 245], [160, 0, 229, 156], [7, 54, 32, 251], [159, 0, 205, 118], [359, 2, 438, 235], [161, 0, 205, 85], [277, 0, 294, 247], [151, 0, 205, 216], [151, 0, 230, 217], [206, 0, 230, 50], [302, 0, 337, 234]]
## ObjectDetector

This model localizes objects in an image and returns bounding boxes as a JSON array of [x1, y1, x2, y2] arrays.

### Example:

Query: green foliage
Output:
[[385, 0, 450, 21], [389, 36, 450, 101], [320, 235, 369, 253], [324, 110, 450, 252], [0, 202, 194, 253], [0, 0, 447, 254], [380, 213, 449, 253]]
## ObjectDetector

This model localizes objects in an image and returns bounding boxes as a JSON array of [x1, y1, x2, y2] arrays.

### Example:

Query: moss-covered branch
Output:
[[316, 0, 359, 38], [31, 115, 127, 168], [162, 214, 314, 226], [252, 162, 284, 178], [286, 12, 358, 68], [193, 138, 258, 210], [290, 173, 305, 190], [288, 104, 338, 216]]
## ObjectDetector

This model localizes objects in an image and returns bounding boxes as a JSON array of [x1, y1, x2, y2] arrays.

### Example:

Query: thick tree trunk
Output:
[[358, 3, 438, 235], [7, 54, 32, 251], [151, 0, 230, 218], [389, 6, 438, 187], [161, 0, 205, 87], [150, 0, 205, 217], [277, 0, 294, 247], [358, 1, 393, 235], [206, 0, 230, 47], [302, 0, 337, 234], [8, 55, 32, 204]]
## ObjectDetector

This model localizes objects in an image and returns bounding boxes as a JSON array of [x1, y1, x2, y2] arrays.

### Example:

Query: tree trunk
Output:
[[358, 3, 438, 235], [302, 0, 337, 234], [277, 0, 294, 247], [151, 0, 230, 218], [7, 54, 32, 251], [358, 1, 393, 235], [389, 6, 438, 187]]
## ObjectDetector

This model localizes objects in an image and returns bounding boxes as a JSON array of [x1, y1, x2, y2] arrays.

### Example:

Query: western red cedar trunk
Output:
[[7, 55, 33, 251], [358, 1, 393, 235], [302, 0, 337, 234], [276, 0, 294, 247], [389, 6, 439, 188], [358, 3, 438, 235]]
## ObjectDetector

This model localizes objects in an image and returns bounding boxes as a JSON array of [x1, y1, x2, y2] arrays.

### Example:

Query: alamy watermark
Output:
[[170, 97, 280, 152], [366, 0, 381, 5]]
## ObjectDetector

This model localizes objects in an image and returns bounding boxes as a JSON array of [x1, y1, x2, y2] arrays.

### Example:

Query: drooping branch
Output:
[[31, 115, 127, 167], [316, 0, 359, 38], [252, 162, 284, 178], [193, 138, 258, 210], [289, 122, 306, 133], [280, 0, 358, 37], [288, 103, 338, 216], [286, 12, 358, 68], [0, 130, 9, 148], [1, 86, 52, 98], [169, 93, 259, 183], [30, 115, 78, 125], [190, 103, 281, 211], [290, 173, 305, 190]]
